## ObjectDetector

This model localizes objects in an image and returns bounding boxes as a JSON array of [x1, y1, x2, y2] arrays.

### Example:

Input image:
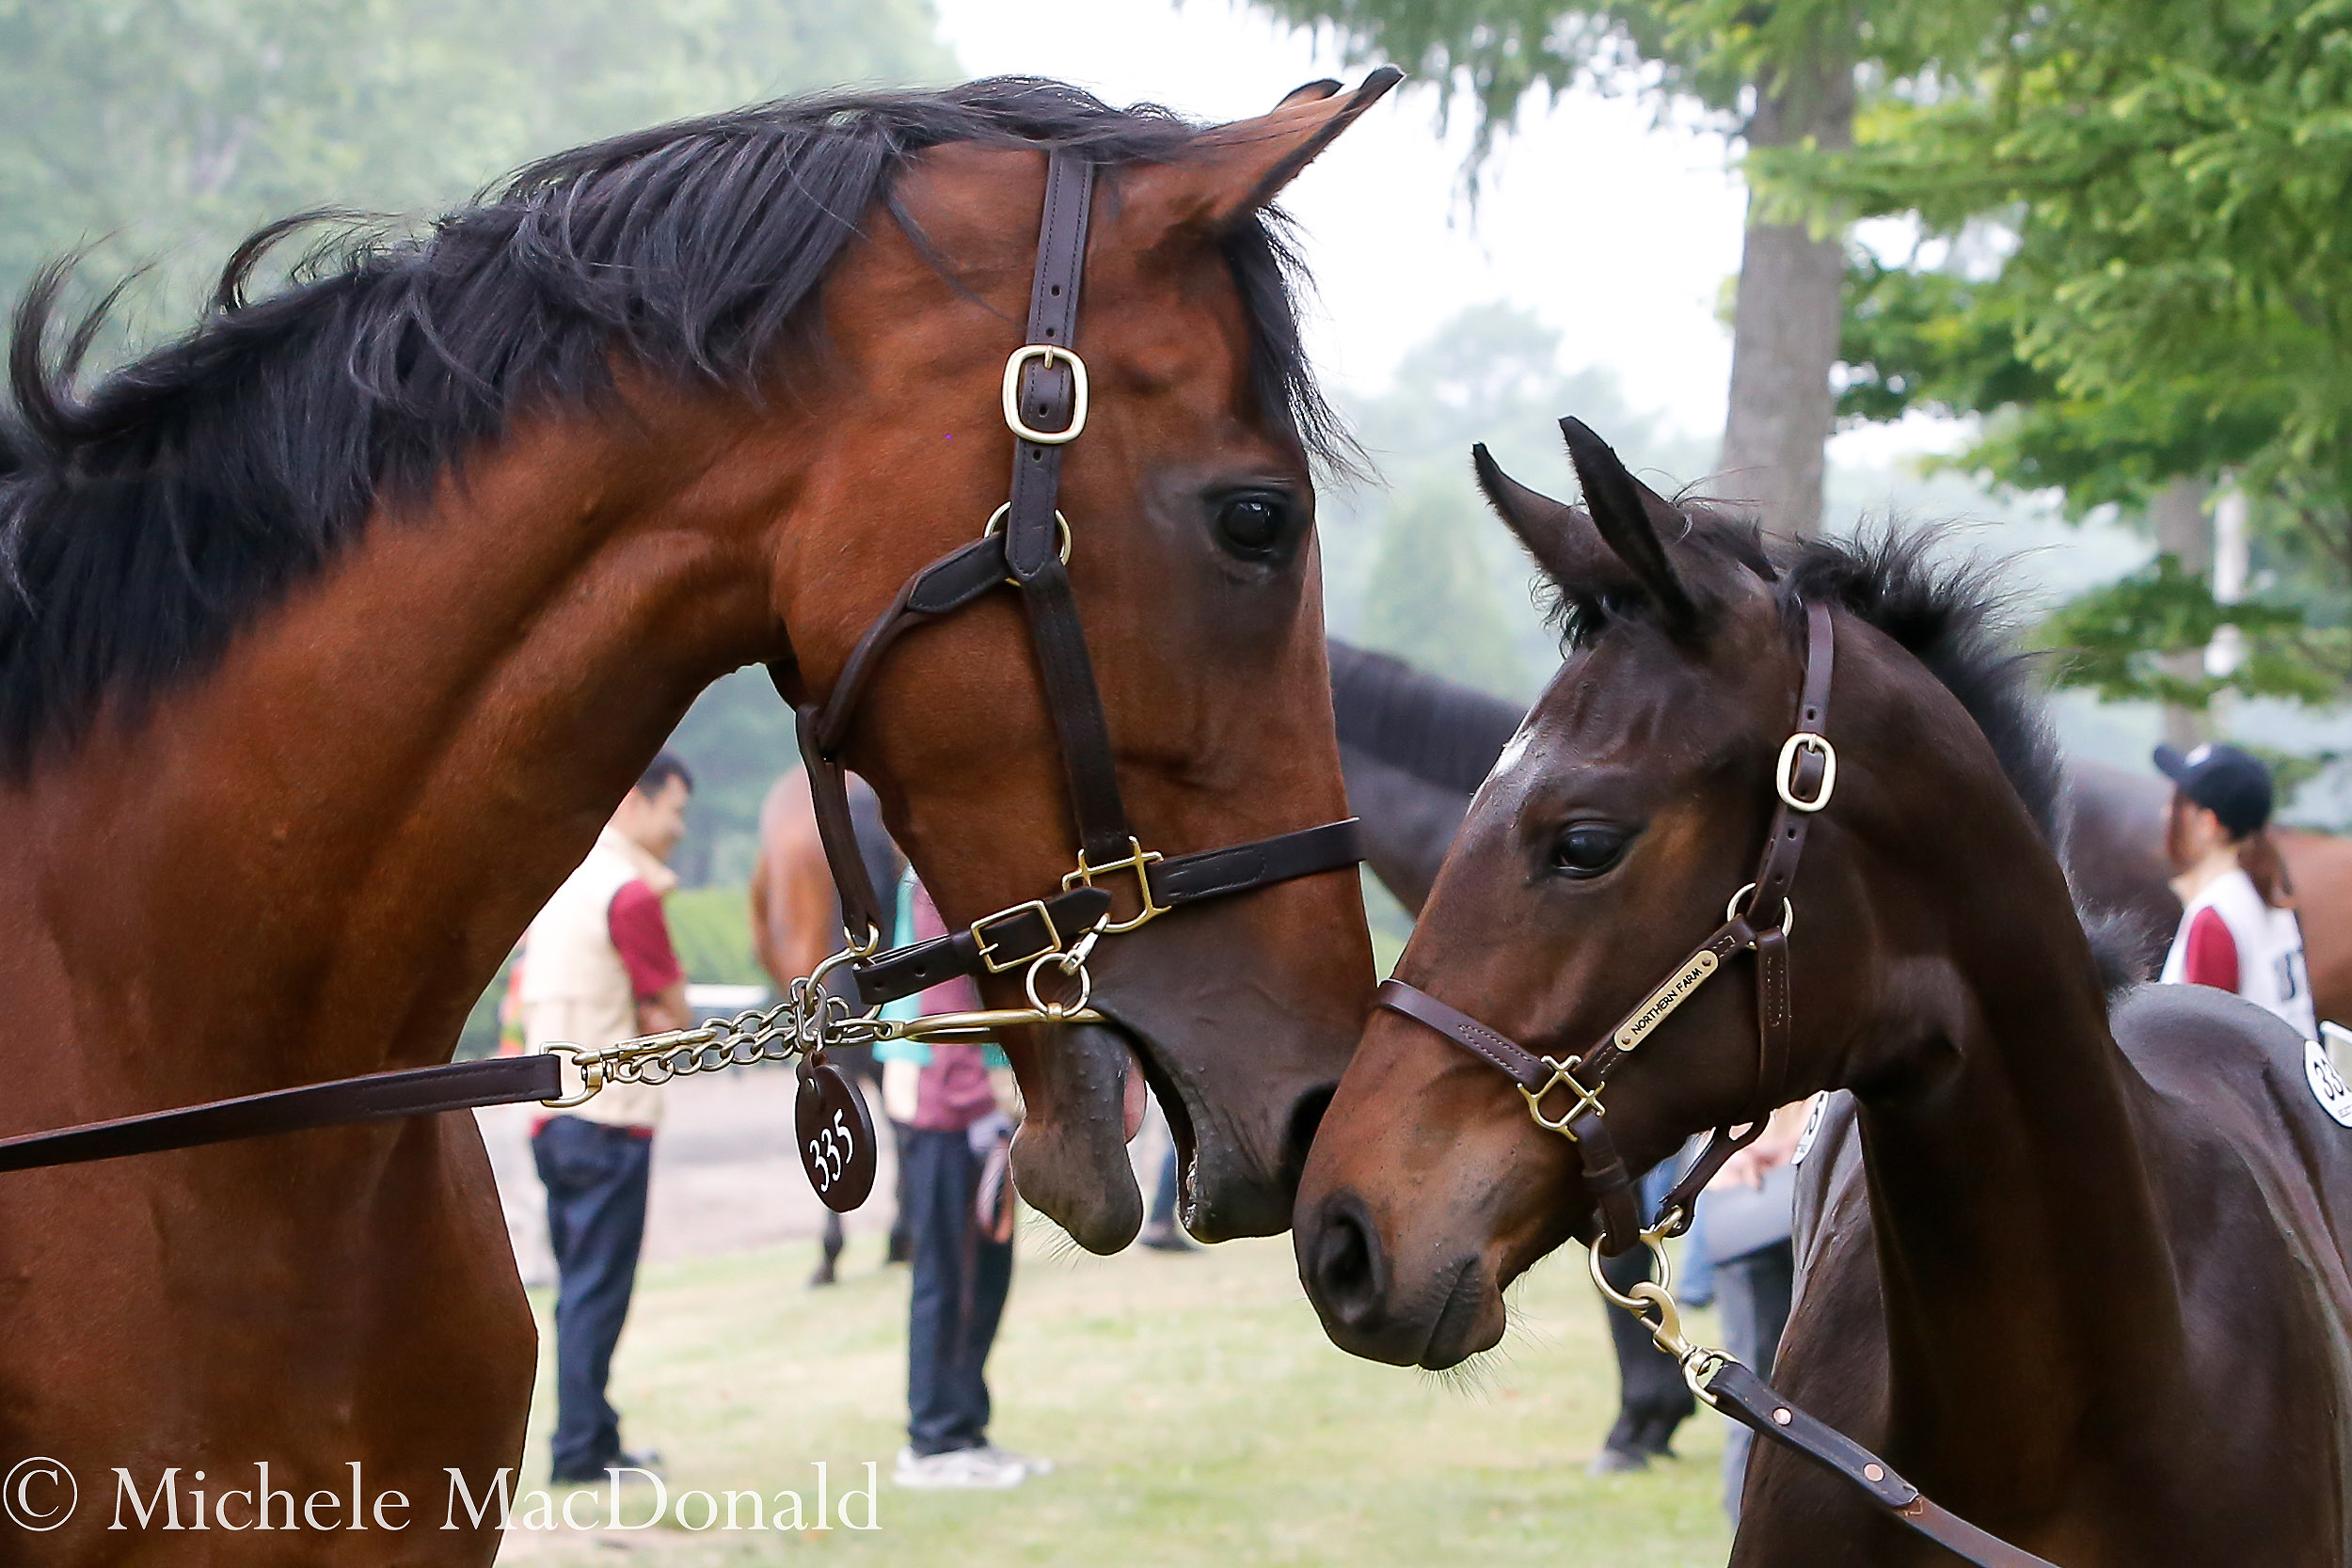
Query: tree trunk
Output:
[[1719, 35, 1855, 538], [2152, 476, 2213, 748]]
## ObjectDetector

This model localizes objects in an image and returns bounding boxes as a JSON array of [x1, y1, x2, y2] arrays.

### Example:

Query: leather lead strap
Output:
[[0, 1054, 563, 1173], [1706, 1363, 2061, 1568]]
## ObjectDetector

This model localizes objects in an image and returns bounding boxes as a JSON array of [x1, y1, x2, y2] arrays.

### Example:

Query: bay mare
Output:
[[1295, 424, 2352, 1562], [0, 76, 1392, 1563]]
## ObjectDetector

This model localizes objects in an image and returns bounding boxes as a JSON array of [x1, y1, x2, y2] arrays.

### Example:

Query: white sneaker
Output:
[[975, 1442, 1052, 1477], [892, 1445, 1026, 1490]]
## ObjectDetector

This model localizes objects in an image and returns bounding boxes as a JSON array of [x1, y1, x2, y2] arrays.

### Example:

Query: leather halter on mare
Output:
[[779, 148, 1361, 1008], [0, 148, 1361, 1177], [1375, 602, 2058, 1568]]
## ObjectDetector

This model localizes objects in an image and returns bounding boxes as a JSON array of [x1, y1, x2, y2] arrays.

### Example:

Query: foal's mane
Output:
[[1558, 507, 2142, 988], [1551, 509, 2067, 852], [0, 77, 1344, 773]]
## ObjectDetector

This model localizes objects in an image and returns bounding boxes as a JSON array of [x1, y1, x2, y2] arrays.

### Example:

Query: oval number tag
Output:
[[2306, 1037, 2352, 1129], [796, 1060, 878, 1212]]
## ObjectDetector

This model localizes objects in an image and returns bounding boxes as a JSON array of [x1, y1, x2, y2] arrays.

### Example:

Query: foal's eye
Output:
[[1550, 823, 1633, 879], [1211, 491, 1296, 562]]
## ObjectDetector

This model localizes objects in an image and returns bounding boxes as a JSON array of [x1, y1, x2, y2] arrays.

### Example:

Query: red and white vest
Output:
[[520, 827, 675, 1129], [2160, 865, 2317, 1037]]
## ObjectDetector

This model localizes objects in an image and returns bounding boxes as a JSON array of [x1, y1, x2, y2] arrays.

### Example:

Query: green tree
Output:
[[1251, 0, 2013, 535], [1358, 475, 1529, 694], [1804, 0, 2352, 706], [1325, 301, 1707, 697], [0, 0, 955, 891], [0, 0, 954, 330]]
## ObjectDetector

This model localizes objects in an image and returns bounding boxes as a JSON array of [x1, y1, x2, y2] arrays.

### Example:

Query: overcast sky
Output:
[[932, 0, 1748, 443]]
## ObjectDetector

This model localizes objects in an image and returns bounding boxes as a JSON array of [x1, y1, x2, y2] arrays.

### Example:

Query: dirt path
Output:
[[477, 1066, 899, 1288]]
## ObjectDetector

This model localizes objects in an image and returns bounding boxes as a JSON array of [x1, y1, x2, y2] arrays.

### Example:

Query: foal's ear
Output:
[[1472, 444, 1640, 602], [1557, 418, 1701, 636], [1121, 68, 1402, 240]]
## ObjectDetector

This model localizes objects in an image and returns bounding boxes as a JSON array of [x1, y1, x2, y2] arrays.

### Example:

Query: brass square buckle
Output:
[[1519, 1055, 1605, 1140], [969, 899, 1062, 974], [1061, 837, 1168, 934]]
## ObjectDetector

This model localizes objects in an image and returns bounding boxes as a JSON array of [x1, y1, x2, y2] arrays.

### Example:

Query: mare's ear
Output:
[[1472, 443, 1645, 604], [1556, 417, 1701, 637], [1119, 69, 1402, 241]]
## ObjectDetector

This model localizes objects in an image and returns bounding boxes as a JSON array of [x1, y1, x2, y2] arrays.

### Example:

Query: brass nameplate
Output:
[[1614, 949, 1720, 1051]]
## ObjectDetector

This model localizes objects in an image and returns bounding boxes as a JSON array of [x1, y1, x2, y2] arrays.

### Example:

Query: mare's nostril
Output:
[[1310, 1196, 1385, 1328]]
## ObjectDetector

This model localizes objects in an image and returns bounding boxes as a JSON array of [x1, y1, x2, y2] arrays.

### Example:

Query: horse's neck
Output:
[[1847, 784, 2186, 1499], [21, 404, 788, 1090]]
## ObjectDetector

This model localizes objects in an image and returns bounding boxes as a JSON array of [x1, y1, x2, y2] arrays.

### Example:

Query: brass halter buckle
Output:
[[1520, 1053, 1606, 1139], [1002, 344, 1089, 445], [1062, 837, 1169, 934], [1775, 733, 1837, 812], [969, 898, 1064, 974]]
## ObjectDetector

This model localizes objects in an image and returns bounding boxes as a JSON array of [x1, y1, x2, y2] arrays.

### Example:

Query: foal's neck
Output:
[[35, 397, 798, 1088], [1847, 722, 2183, 1503]]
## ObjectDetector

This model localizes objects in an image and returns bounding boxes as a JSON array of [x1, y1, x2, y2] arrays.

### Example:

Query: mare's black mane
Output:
[[0, 77, 1344, 772]]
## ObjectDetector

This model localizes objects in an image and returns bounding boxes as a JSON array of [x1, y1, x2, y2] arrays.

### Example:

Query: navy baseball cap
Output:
[[2153, 742, 2274, 837]]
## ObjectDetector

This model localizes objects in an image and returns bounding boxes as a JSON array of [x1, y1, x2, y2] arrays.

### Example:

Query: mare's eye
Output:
[[1550, 822, 1633, 879], [1212, 491, 1295, 562]]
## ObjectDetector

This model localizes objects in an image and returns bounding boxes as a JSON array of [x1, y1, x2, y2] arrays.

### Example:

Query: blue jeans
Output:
[[532, 1117, 653, 1481], [902, 1126, 1013, 1454], [1716, 1240, 1796, 1521]]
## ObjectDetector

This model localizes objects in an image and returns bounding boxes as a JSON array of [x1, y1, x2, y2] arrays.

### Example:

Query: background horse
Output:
[[751, 767, 913, 1281], [1296, 424, 2352, 1563], [0, 75, 1389, 1563]]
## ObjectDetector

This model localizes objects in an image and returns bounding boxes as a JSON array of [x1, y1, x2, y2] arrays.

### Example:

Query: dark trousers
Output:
[[1716, 1240, 1796, 1520], [1597, 1243, 1696, 1457], [532, 1116, 653, 1481], [902, 1126, 1013, 1455]]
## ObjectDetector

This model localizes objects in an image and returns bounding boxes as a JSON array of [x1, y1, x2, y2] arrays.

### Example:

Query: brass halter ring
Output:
[[1024, 946, 1094, 1018], [982, 503, 1073, 572], [1725, 881, 1796, 936]]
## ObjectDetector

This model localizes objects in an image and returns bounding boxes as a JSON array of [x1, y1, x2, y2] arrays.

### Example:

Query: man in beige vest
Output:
[[521, 754, 691, 1486]]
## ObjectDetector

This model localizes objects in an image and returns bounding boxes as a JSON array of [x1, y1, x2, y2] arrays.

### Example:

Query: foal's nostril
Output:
[[1309, 1196, 1386, 1328]]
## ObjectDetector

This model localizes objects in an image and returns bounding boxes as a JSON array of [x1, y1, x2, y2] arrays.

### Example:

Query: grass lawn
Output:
[[497, 1223, 1734, 1565]]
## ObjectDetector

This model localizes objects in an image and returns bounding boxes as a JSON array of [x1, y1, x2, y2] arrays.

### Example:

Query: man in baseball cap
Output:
[[2153, 742, 2314, 1035]]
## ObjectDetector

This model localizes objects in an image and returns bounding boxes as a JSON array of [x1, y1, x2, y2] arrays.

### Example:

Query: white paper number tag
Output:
[[2306, 1036, 2352, 1129], [1789, 1092, 1829, 1167]]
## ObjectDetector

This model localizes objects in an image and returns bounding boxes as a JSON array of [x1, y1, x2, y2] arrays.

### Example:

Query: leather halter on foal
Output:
[[0, 149, 1361, 1179], [1376, 602, 2058, 1568], [783, 149, 1361, 1012], [1378, 601, 1836, 1262]]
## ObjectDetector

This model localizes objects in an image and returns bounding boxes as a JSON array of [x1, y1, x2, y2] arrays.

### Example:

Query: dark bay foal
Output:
[[1295, 420, 2352, 1564]]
